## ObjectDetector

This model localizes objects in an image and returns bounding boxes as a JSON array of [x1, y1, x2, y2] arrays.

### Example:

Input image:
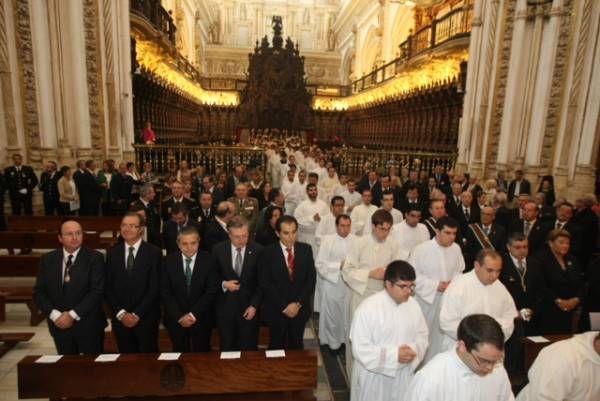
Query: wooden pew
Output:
[[0, 255, 43, 325], [0, 332, 35, 358], [18, 350, 318, 400], [7, 215, 122, 238], [0, 231, 109, 255]]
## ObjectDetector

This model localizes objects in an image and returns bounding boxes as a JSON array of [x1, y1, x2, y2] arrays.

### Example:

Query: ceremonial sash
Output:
[[469, 223, 495, 250]]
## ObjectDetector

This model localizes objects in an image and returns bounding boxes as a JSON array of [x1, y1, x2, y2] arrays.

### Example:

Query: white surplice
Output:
[[391, 221, 430, 260], [319, 175, 340, 204], [316, 233, 354, 349], [314, 213, 337, 248], [363, 208, 404, 236], [516, 331, 600, 401], [350, 203, 378, 236], [439, 270, 517, 351], [408, 239, 465, 363], [350, 291, 429, 401], [405, 348, 515, 401], [340, 190, 362, 211], [281, 178, 300, 216]]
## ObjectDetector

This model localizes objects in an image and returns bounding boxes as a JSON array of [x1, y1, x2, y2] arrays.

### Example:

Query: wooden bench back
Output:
[[7, 216, 122, 237], [18, 350, 318, 400], [0, 231, 108, 253], [0, 256, 40, 277]]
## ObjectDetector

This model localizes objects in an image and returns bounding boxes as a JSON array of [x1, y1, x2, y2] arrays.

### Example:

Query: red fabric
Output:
[[143, 128, 156, 143], [286, 247, 295, 281]]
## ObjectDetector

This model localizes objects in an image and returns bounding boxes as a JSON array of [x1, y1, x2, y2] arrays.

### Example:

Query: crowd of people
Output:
[[2, 142, 600, 401]]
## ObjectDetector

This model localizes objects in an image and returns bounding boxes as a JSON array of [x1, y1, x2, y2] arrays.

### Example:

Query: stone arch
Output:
[[389, 6, 414, 52], [360, 25, 382, 76], [341, 47, 356, 85]]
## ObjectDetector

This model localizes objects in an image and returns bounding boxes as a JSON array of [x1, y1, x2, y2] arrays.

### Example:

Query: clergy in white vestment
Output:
[[318, 167, 340, 204], [294, 183, 330, 312], [281, 169, 300, 216], [516, 331, 600, 401], [315, 196, 346, 248], [350, 261, 429, 401], [316, 215, 354, 351], [439, 249, 517, 352], [311, 159, 327, 181], [333, 174, 348, 196], [409, 216, 465, 363], [342, 210, 405, 374], [350, 189, 379, 236], [340, 179, 362, 213], [405, 314, 514, 401], [364, 191, 404, 236], [391, 205, 429, 260]]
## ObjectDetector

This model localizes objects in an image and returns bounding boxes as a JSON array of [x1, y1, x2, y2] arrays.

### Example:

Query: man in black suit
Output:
[[259, 215, 316, 349], [225, 165, 248, 199], [455, 191, 481, 239], [33, 220, 106, 354], [447, 182, 463, 219], [105, 213, 161, 353], [379, 175, 401, 205], [161, 180, 198, 222], [533, 192, 554, 223], [553, 201, 584, 262], [75, 160, 101, 216], [430, 164, 451, 192], [359, 171, 382, 207], [163, 203, 202, 254], [129, 183, 162, 248], [398, 184, 425, 216], [464, 206, 507, 270], [196, 191, 216, 235], [39, 161, 60, 215], [509, 201, 551, 253], [213, 216, 263, 351], [4, 154, 38, 215], [423, 199, 447, 239], [202, 201, 235, 251], [202, 175, 223, 206], [111, 162, 137, 216], [499, 233, 540, 375], [507, 169, 531, 202], [572, 195, 599, 267], [161, 225, 219, 352]]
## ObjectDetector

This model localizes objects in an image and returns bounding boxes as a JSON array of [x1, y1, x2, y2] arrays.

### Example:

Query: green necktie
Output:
[[185, 258, 192, 289]]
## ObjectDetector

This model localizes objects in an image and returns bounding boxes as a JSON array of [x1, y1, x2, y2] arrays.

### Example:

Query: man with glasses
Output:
[[440, 250, 517, 354], [349, 260, 428, 401], [105, 212, 162, 353], [405, 314, 513, 401], [33, 220, 106, 354]]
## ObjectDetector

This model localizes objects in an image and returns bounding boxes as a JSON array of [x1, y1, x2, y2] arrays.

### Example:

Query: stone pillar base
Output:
[[122, 150, 135, 163], [568, 164, 597, 200], [40, 148, 58, 164], [107, 146, 122, 162]]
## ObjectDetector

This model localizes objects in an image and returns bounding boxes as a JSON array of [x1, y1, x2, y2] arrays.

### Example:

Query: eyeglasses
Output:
[[392, 282, 416, 291], [469, 350, 503, 368], [61, 231, 83, 238]]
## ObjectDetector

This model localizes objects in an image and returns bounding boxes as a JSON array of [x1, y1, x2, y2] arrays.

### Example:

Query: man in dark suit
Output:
[[507, 169, 531, 202], [464, 206, 507, 270], [161, 225, 219, 352], [225, 165, 248, 199], [161, 180, 198, 222], [259, 215, 316, 349], [105, 213, 161, 353], [111, 162, 137, 216], [195, 191, 216, 235], [202, 201, 235, 251], [4, 153, 38, 215], [202, 175, 223, 206], [533, 192, 554, 223], [75, 160, 101, 216], [572, 196, 598, 267], [163, 203, 202, 254], [213, 216, 263, 351], [33, 220, 106, 354], [380, 175, 401, 205], [359, 171, 382, 207], [398, 184, 425, 216], [424, 199, 447, 239], [455, 191, 481, 238], [447, 182, 463, 219], [430, 164, 451, 192], [553, 201, 584, 262], [509, 201, 551, 253], [39, 161, 60, 215], [499, 233, 541, 375], [129, 183, 161, 248]]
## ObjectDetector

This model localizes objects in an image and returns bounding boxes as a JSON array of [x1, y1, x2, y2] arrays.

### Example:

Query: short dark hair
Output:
[[406, 204, 422, 214], [371, 209, 393, 226], [507, 232, 527, 245], [435, 216, 458, 230], [475, 249, 501, 266], [177, 225, 200, 240], [85, 159, 95, 169], [308, 172, 319, 181], [275, 215, 298, 232], [306, 183, 317, 192], [457, 314, 505, 352], [227, 215, 249, 231], [406, 184, 419, 193], [264, 206, 283, 224], [124, 210, 145, 226], [384, 260, 416, 283], [269, 188, 282, 202], [335, 214, 351, 226], [381, 189, 395, 200], [171, 203, 189, 216], [331, 196, 345, 206]]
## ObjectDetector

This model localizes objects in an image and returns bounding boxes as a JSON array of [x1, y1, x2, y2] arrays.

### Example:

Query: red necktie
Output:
[[286, 247, 295, 281]]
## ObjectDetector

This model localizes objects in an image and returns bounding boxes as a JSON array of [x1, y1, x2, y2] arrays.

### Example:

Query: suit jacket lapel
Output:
[[241, 246, 254, 278], [115, 244, 126, 272]]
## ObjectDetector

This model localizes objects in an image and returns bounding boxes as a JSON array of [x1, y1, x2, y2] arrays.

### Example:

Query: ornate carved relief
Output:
[[13, 0, 41, 165], [83, 0, 105, 159], [0, 1, 19, 150], [103, 0, 119, 152]]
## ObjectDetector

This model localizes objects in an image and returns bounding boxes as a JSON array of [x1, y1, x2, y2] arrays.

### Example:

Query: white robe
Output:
[[516, 331, 600, 401], [363, 208, 404, 236], [350, 291, 429, 401], [314, 213, 337, 248], [319, 175, 340, 204], [409, 239, 465, 362], [316, 234, 354, 349], [405, 349, 514, 401], [391, 221, 430, 260], [439, 270, 517, 351], [350, 204, 378, 236], [341, 190, 362, 211], [281, 178, 300, 216]]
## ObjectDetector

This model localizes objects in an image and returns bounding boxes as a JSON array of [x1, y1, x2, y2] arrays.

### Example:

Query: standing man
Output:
[[464, 206, 507, 270], [33, 220, 106, 354], [4, 154, 38, 215], [39, 161, 60, 215], [349, 261, 428, 401], [294, 183, 330, 255], [340, 179, 361, 213], [105, 212, 162, 353], [228, 183, 260, 232], [409, 217, 464, 363], [391, 204, 430, 260], [196, 191, 216, 236], [508, 169, 531, 202], [363, 190, 403, 236], [161, 226, 219, 352], [349, 189, 378, 236], [439, 250, 517, 353], [509, 201, 551, 253], [130, 183, 162, 248], [213, 216, 263, 351], [161, 180, 197, 222], [259, 215, 316, 349], [315, 214, 354, 352], [162, 204, 202, 255], [423, 199, 447, 238], [77, 160, 101, 216], [202, 201, 235, 251], [405, 314, 513, 401], [111, 162, 137, 216], [315, 196, 346, 247]]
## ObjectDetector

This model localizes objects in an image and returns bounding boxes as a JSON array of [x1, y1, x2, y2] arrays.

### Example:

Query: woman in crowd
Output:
[[142, 120, 156, 144], [255, 206, 282, 246], [57, 166, 79, 216]]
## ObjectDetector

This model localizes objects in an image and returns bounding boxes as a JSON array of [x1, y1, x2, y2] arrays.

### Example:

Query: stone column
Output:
[[116, 0, 134, 161]]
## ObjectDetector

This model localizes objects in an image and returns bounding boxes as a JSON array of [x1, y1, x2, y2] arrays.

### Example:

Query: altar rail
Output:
[[341, 148, 457, 177], [134, 144, 266, 175]]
